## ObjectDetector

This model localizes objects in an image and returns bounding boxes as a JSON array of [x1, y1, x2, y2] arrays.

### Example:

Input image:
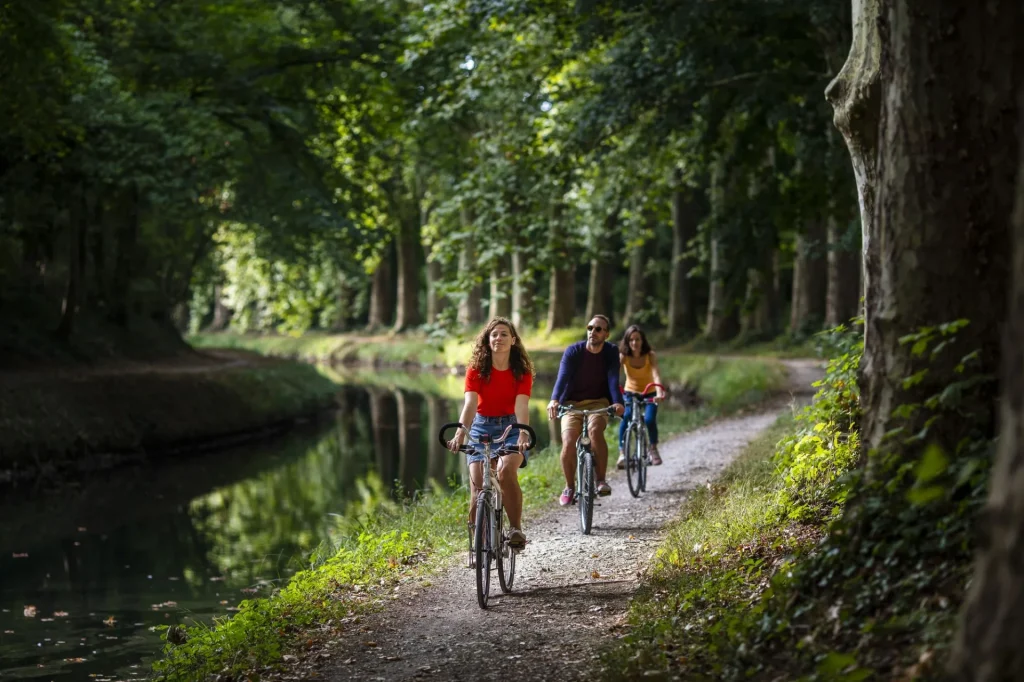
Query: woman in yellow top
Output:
[[617, 324, 666, 467]]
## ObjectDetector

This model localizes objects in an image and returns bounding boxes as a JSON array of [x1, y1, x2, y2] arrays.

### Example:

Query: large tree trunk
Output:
[[704, 234, 739, 341], [667, 175, 700, 339], [789, 220, 828, 336], [853, 0, 1016, 464], [511, 249, 533, 330], [209, 284, 232, 331], [741, 251, 778, 340], [395, 389, 423, 496], [488, 253, 512, 319], [457, 207, 483, 327], [425, 256, 443, 325], [949, 70, 1024, 679], [110, 185, 140, 326], [585, 207, 620, 325], [546, 203, 575, 332], [622, 239, 646, 326], [367, 243, 395, 331], [392, 214, 423, 332]]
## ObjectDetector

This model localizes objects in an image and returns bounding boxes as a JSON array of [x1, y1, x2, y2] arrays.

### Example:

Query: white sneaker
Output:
[[616, 453, 626, 470]]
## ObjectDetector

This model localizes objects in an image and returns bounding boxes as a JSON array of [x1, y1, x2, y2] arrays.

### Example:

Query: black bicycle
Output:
[[438, 421, 537, 608], [620, 382, 667, 498], [556, 404, 618, 535]]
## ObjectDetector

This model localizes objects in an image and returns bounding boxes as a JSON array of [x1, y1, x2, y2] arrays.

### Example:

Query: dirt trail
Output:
[[309, 361, 821, 681]]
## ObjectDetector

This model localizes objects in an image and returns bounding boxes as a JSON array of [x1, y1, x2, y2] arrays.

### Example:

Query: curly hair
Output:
[[618, 324, 653, 357], [469, 317, 534, 382]]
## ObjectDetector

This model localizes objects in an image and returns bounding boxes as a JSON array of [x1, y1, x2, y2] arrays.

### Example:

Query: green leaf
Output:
[[907, 485, 945, 505], [901, 369, 928, 389], [915, 444, 948, 483], [817, 652, 856, 675]]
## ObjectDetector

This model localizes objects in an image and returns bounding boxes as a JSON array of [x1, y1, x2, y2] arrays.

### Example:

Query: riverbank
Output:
[[0, 350, 340, 485], [191, 330, 794, 410]]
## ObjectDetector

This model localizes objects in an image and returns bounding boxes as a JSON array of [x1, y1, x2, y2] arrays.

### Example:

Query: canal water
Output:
[[0, 374, 554, 681]]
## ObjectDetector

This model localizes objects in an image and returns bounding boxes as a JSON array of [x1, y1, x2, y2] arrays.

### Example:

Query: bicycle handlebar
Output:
[[437, 421, 538, 454], [619, 382, 668, 401], [555, 404, 619, 419]]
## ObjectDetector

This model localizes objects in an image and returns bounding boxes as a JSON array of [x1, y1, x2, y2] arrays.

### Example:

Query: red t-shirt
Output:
[[465, 366, 533, 417]]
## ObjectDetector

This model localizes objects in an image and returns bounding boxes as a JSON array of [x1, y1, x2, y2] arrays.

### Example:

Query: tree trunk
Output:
[[667, 176, 700, 339], [56, 190, 87, 341], [425, 257, 443, 325], [741, 252, 778, 340], [457, 207, 483, 327], [546, 203, 575, 332], [854, 0, 1016, 464], [825, 213, 861, 327], [367, 243, 395, 331], [585, 258, 615, 325], [393, 213, 423, 332], [949, 69, 1024, 679], [704, 233, 738, 342], [488, 253, 512, 319], [511, 249, 533, 330], [789, 221, 828, 336], [209, 285, 232, 331], [110, 185, 140, 326], [395, 389, 423, 496], [622, 239, 646, 326]]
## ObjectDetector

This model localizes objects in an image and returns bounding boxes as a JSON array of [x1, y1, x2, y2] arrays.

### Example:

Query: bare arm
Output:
[[448, 392, 479, 452], [650, 351, 666, 400], [514, 393, 530, 450]]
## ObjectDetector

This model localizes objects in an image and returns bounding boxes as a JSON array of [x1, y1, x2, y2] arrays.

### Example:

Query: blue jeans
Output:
[[618, 392, 659, 448], [466, 414, 528, 468]]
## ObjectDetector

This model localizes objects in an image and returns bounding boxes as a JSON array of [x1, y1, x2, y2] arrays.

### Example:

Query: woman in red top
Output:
[[447, 316, 534, 549]]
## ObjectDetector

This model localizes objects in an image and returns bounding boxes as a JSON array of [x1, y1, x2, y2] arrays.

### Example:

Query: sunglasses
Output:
[[587, 324, 606, 333]]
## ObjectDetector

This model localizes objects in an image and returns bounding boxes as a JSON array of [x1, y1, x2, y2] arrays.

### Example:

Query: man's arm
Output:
[[550, 345, 576, 402], [606, 345, 623, 409]]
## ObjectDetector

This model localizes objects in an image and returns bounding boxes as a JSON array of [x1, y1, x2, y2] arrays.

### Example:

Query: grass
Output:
[[150, 358, 777, 680], [0, 358, 340, 479]]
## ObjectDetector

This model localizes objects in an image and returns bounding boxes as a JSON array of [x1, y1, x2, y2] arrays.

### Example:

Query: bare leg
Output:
[[497, 454, 525, 528], [591, 422, 609, 482], [468, 461, 484, 524], [560, 428, 580, 489]]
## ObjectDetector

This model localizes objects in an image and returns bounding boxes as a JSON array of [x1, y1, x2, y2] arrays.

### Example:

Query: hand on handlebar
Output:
[[547, 400, 560, 421], [612, 403, 625, 417], [516, 429, 531, 452], [446, 426, 466, 453]]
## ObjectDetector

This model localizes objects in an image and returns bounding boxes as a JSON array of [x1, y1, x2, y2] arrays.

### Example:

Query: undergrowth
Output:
[[606, 320, 993, 681]]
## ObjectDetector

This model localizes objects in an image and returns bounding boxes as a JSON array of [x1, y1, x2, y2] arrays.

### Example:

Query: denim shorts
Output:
[[466, 414, 528, 469]]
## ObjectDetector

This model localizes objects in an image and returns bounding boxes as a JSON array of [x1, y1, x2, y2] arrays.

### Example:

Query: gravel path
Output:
[[314, 408, 800, 681]]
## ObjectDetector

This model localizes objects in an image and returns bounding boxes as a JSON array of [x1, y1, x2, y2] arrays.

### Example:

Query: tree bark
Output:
[[789, 220, 828, 336], [425, 256, 443, 325], [488, 253, 512, 319], [511, 249, 533, 330], [367, 243, 395, 331], [457, 207, 483, 327], [392, 213, 423, 332], [667, 175, 700, 339], [825, 212, 861, 327], [622, 239, 646, 326], [209, 284, 232, 331], [56, 190, 87, 341], [949, 68, 1024, 680], [855, 0, 1016, 463], [546, 203, 575, 332], [704, 233, 739, 342], [585, 207, 620, 325]]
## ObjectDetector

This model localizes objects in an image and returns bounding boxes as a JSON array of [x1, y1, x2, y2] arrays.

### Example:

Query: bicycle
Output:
[[620, 382, 667, 498], [555, 404, 618, 535], [438, 420, 537, 609]]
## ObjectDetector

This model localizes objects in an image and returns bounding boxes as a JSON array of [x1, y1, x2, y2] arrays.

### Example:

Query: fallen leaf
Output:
[[103, 616, 117, 627], [12, 553, 28, 559], [591, 571, 601, 579], [23, 606, 37, 618], [53, 611, 70, 618], [364, 641, 378, 647]]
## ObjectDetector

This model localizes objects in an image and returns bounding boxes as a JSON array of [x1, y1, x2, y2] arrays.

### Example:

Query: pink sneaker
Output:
[[559, 488, 574, 506]]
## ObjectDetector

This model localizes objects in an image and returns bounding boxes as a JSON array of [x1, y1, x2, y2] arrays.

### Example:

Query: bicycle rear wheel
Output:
[[497, 508, 516, 593], [578, 450, 595, 534], [474, 497, 492, 608], [637, 426, 649, 493], [624, 426, 640, 498]]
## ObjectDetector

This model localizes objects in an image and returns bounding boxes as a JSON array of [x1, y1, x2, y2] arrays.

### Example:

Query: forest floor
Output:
[[266, 361, 821, 682]]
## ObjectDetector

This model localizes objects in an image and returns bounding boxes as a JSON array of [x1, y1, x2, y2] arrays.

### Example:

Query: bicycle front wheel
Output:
[[578, 450, 595, 535], [624, 426, 640, 498], [474, 497, 492, 608], [637, 426, 649, 493], [497, 508, 516, 593]]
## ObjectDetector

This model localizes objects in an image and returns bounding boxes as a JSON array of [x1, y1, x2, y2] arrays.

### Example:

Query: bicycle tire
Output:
[[624, 426, 641, 498], [475, 497, 491, 608], [638, 426, 648, 493], [497, 508, 516, 593], [579, 450, 595, 534]]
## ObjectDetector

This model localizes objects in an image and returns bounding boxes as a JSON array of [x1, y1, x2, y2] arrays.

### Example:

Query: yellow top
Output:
[[623, 353, 655, 394]]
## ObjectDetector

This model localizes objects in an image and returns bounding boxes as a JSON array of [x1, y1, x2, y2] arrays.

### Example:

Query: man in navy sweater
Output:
[[547, 314, 625, 504]]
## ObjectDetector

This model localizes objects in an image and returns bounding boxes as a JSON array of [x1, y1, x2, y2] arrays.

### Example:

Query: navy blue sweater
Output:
[[550, 341, 623, 405]]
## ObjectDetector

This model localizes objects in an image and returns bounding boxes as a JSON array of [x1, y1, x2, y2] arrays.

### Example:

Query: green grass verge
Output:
[[658, 354, 790, 412], [150, 370, 767, 680], [0, 358, 340, 476]]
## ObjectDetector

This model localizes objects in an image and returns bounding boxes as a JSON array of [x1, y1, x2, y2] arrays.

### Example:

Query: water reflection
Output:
[[0, 376, 552, 681]]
